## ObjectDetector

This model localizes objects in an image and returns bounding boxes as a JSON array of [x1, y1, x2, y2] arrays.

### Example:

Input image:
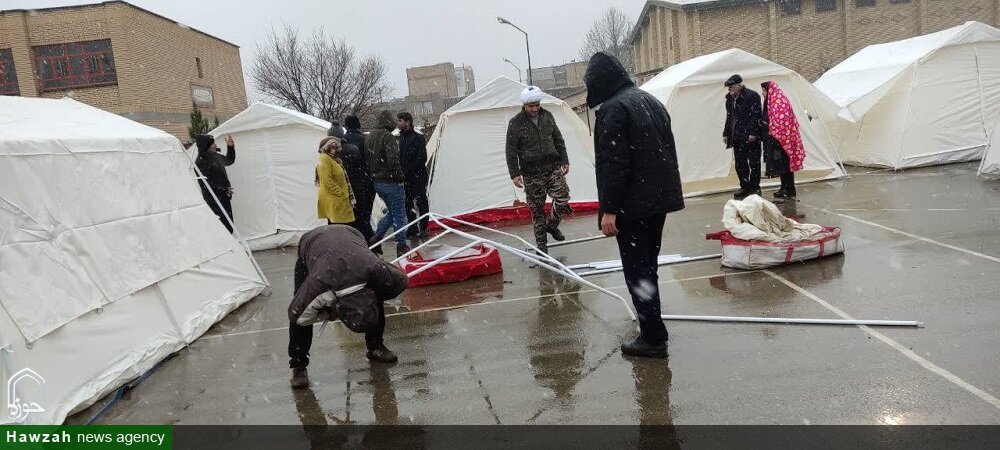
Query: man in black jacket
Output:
[[194, 134, 237, 233], [329, 120, 375, 242], [723, 74, 765, 199], [585, 52, 684, 359], [343, 115, 376, 241], [505, 86, 571, 254], [396, 112, 430, 239]]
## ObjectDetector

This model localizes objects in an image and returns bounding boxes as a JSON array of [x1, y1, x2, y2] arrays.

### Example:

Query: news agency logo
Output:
[[6, 368, 45, 423]]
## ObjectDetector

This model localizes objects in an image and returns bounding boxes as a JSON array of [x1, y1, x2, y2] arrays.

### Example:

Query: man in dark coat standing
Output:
[[287, 225, 409, 388], [195, 134, 237, 233], [329, 119, 375, 242], [585, 52, 684, 359], [396, 112, 430, 239], [723, 74, 765, 199], [343, 115, 376, 240]]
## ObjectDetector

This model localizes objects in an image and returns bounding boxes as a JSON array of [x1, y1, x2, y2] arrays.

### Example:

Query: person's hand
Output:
[[225, 135, 234, 147], [560, 164, 569, 175], [600, 213, 618, 237], [512, 176, 523, 188]]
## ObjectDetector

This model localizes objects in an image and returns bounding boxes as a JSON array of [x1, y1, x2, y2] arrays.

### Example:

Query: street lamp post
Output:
[[503, 58, 522, 83], [497, 16, 532, 85]]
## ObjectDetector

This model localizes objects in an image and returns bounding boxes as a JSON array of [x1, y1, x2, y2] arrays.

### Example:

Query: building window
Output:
[[856, 0, 875, 7], [0, 48, 19, 96], [33, 39, 117, 92], [196, 57, 203, 78], [817, 0, 837, 12], [781, 0, 802, 15]]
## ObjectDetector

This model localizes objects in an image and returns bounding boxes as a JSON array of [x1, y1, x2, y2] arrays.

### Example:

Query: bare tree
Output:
[[251, 25, 391, 123], [580, 7, 635, 74]]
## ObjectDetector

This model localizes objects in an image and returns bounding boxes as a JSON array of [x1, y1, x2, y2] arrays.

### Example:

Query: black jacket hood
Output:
[[584, 52, 634, 108]]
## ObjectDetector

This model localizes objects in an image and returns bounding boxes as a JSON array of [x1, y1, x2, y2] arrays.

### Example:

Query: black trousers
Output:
[[288, 257, 386, 368], [352, 183, 376, 242], [329, 219, 375, 243], [734, 143, 762, 193], [616, 214, 669, 344], [203, 189, 234, 234], [780, 172, 796, 196], [404, 179, 429, 233]]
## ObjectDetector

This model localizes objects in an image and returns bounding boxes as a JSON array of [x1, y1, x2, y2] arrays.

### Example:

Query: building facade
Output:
[[406, 62, 476, 98], [528, 60, 588, 91], [0, 1, 247, 142], [631, 0, 1000, 83]]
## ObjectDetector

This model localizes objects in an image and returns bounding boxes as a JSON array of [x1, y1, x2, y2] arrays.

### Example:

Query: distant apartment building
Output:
[[0, 1, 248, 142], [630, 0, 1000, 84], [528, 60, 588, 91], [406, 62, 476, 97]]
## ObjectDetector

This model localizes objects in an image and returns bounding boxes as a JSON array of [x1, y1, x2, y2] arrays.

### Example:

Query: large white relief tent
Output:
[[424, 76, 600, 221], [192, 102, 328, 250], [0, 96, 267, 424], [815, 21, 1000, 169]]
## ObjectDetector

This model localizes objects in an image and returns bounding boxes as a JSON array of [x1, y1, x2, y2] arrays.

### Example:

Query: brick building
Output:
[[0, 1, 247, 141], [630, 0, 1000, 84], [406, 62, 475, 97], [528, 60, 588, 91]]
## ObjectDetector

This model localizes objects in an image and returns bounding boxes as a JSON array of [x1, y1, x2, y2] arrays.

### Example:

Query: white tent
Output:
[[0, 97, 267, 424], [426, 76, 599, 219], [194, 103, 329, 250], [815, 21, 1000, 169], [980, 113, 1000, 178], [640, 49, 846, 196]]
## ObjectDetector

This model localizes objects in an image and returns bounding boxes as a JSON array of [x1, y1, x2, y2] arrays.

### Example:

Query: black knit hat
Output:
[[344, 115, 362, 130], [327, 121, 345, 138], [195, 134, 215, 152], [724, 74, 743, 87]]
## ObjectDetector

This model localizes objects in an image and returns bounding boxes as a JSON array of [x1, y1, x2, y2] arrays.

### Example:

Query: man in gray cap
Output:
[[723, 74, 765, 200]]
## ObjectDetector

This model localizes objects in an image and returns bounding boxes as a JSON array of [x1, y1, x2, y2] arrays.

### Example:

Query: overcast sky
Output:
[[5, 0, 644, 100]]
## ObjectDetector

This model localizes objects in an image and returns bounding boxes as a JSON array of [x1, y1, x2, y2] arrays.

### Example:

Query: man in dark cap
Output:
[[723, 74, 765, 200], [195, 134, 237, 233], [328, 120, 375, 242], [584, 51, 684, 358], [342, 115, 376, 241]]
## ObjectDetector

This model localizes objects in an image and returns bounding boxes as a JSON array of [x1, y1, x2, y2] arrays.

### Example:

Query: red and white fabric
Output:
[[398, 244, 503, 287], [707, 227, 845, 270]]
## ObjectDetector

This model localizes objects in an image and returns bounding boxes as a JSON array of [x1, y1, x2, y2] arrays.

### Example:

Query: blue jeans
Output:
[[374, 182, 408, 246]]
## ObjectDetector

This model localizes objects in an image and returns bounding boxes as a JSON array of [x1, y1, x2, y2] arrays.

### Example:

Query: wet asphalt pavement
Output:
[[71, 162, 1000, 425]]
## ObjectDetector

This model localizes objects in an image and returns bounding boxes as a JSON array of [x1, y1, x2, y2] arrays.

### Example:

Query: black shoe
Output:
[[536, 243, 548, 255], [290, 367, 309, 389], [369, 237, 383, 255], [396, 243, 411, 258], [773, 189, 788, 199], [548, 226, 565, 242], [734, 189, 749, 200], [366, 345, 398, 363], [752, 189, 762, 197], [621, 337, 668, 359], [406, 229, 419, 239]]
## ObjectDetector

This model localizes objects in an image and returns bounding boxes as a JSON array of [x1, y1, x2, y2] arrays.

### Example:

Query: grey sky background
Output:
[[4, 0, 644, 101]]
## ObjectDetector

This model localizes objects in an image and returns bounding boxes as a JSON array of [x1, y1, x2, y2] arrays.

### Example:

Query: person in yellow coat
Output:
[[316, 137, 356, 226]]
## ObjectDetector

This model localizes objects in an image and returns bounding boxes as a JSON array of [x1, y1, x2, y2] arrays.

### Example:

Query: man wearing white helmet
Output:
[[505, 86, 571, 254]]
